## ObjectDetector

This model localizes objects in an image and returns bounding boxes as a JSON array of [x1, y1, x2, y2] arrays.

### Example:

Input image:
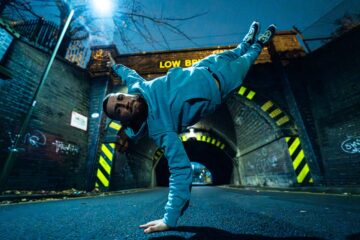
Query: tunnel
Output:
[[155, 130, 235, 186]]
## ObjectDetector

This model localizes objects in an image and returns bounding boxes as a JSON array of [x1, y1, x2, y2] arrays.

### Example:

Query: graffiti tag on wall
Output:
[[8, 130, 46, 151], [52, 140, 80, 156], [341, 136, 360, 154]]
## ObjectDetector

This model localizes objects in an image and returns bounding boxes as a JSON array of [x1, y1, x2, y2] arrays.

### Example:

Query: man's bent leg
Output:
[[215, 42, 263, 99], [192, 42, 250, 69]]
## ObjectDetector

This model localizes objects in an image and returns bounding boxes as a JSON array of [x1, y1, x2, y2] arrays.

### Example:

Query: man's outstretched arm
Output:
[[139, 132, 193, 234], [107, 53, 145, 87]]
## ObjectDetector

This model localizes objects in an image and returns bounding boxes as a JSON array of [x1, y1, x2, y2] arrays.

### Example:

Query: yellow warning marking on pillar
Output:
[[211, 139, 216, 145], [238, 86, 246, 95], [206, 136, 211, 143], [196, 134, 201, 141], [181, 135, 187, 141], [261, 101, 273, 111], [220, 143, 225, 150], [276, 115, 290, 126], [216, 141, 221, 147], [269, 108, 282, 118], [246, 91, 256, 100], [200, 135, 205, 141], [95, 182, 99, 187], [101, 144, 113, 161], [285, 136, 313, 185], [99, 156, 111, 175], [153, 149, 164, 161], [297, 164, 310, 183], [97, 169, 109, 187], [109, 122, 121, 131], [289, 138, 300, 156], [292, 150, 304, 170]]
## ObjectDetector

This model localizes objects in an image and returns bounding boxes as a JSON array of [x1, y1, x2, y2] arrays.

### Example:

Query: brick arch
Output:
[[231, 85, 314, 185], [152, 129, 239, 186]]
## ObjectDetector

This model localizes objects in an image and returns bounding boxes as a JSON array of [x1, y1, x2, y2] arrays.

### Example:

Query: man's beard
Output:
[[128, 95, 148, 132]]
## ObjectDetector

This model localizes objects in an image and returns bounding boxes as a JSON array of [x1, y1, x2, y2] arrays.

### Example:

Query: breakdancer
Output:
[[103, 21, 276, 234]]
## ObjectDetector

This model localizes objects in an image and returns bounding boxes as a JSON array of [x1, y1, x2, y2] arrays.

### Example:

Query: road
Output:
[[0, 186, 359, 240]]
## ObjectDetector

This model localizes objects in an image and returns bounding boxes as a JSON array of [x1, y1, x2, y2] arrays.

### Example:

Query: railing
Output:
[[11, 18, 70, 56]]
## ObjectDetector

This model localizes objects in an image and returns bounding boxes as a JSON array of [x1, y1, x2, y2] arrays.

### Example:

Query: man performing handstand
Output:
[[103, 21, 276, 234]]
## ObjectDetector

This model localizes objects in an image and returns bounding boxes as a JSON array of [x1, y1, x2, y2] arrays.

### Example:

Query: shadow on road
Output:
[[148, 226, 324, 240]]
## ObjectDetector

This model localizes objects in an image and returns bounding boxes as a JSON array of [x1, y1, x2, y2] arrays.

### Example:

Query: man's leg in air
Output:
[[214, 24, 277, 99], [193, 21, 260, 68]]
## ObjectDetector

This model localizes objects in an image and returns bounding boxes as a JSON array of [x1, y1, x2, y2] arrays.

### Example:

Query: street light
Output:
[[91, 0, 113, 17]]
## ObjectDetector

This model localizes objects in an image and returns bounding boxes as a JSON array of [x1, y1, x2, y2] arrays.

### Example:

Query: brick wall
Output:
[[0, 38, 90, 190], [0, 28, 13, 61], [288, 26, 360, 186]]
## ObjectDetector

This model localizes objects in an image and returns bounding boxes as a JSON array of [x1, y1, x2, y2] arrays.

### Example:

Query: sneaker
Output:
[[257, 24, 277, 46], [243, 21, 260, 44]]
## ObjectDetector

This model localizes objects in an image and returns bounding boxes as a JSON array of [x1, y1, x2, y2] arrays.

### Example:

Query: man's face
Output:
[[105, 93, 146, 126]]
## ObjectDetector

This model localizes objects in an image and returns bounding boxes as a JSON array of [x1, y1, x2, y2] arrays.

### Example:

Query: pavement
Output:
[[224, 185, 360, 196], [0, 186, 360, 239], [1, 184, 359, 205]]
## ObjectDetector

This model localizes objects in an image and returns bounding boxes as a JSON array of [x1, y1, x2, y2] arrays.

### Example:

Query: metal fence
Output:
[[11, 18, 70, 56]]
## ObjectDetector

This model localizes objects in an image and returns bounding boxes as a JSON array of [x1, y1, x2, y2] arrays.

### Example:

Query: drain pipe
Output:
[[0, 10, 75, 191]]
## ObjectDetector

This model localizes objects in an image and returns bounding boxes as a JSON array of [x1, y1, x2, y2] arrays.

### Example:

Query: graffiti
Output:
[[8, 130, 46, 151], [341, 136, 360, 154], [23, 130, 46, 147], [234, 116, 243, 125], [52, 140, 80, 156]]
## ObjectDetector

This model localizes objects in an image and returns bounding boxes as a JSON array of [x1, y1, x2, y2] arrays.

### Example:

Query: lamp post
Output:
[[0, 9, 75, 191]]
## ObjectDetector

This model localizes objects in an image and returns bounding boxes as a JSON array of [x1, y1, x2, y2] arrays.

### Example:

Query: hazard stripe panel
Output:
[[95, 143, 116, 190], [237, 86, 291, 127], [285, 136, 314, 185], [238, 86, 256, 100], [109, 121, 122, 131], [179, 133, 226, 150], [153, 149, 164, 162], [94, 120, 121, 191]]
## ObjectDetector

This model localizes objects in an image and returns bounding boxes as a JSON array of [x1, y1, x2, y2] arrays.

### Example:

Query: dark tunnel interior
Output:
[[155, 139, 234, 186]]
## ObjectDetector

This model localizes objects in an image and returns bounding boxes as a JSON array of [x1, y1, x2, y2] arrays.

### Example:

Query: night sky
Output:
[[5, 0, 360, 54]]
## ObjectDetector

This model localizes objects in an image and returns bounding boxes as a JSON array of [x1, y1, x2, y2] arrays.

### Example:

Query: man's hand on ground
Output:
[[139, 219, 170, 234]]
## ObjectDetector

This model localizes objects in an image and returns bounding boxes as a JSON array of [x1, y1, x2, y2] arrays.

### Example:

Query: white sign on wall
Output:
[[70, 111, 88, 131]]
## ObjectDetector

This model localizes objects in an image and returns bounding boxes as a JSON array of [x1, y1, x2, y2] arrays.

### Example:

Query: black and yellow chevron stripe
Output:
[[180, 133, 225, 150], [238, 86, 256, 100], [238, 86, 290, 127], [153, 149, 164, 162], [285, 136, 314, 185], [95, 121, 122, 191], [261, 100, 290, 126]]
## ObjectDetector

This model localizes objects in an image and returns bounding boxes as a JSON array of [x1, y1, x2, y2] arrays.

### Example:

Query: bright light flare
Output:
[[91, 0, 113, 17]]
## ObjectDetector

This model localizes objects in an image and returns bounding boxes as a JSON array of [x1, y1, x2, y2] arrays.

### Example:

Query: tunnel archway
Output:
[[155, 130, 236, 186], [225, 84, 314, 187]]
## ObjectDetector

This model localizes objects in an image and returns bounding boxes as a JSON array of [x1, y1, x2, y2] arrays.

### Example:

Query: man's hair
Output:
[[102, 93, 111, 116]]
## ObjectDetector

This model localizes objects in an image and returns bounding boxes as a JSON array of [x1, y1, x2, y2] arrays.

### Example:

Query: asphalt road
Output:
[[0, 186, 359, 240]]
